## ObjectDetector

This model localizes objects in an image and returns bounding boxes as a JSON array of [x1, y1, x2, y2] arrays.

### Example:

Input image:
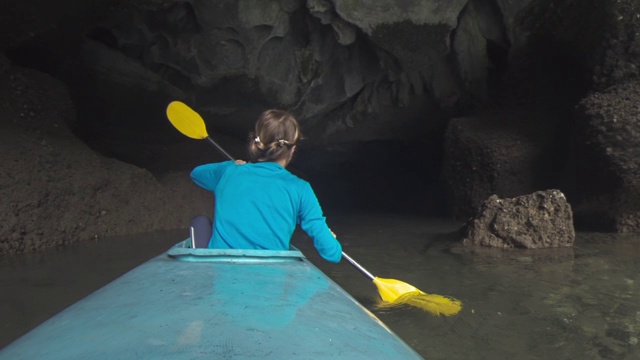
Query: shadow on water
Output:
[[2, 213, 639, 359], [0, 229, 184, 348]]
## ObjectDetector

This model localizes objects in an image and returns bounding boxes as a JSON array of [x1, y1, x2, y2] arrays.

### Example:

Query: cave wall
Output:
[[0, 56, 211, 254], [2, 0, 640, 253]]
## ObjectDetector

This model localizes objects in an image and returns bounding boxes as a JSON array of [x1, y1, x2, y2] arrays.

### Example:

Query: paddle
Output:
[[165, 100, 463, 316], [341, 253, 462, 316], [166, 100, 235, 161]]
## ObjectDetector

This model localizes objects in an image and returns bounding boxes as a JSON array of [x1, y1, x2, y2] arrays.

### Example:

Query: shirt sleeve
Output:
[[298, 182, 342, 263], [190, 161, 232, 192]]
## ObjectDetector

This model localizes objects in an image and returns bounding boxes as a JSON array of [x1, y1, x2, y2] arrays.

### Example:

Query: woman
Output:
[[190, 109, 342, 263]]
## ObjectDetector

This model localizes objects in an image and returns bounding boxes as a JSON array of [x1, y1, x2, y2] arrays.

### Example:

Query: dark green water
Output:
[[1, 213, 639, 359]]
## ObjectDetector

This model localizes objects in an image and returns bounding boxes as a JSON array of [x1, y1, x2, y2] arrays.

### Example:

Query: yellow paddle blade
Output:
[[373, 277, 462, 316], [373, 277, 418, 302], [166, 101, 209, 139], [395, 290, 463, 316]]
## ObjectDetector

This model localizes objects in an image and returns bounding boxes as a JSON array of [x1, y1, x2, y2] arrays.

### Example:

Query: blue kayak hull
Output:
[[0, 240, 423, 359]]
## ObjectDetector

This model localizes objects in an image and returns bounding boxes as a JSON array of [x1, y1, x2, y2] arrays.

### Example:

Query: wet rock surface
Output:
[[442, 113, 556, 218], [0, 59, 210, 254], [573, 81, 640, 232], [463, 190, 575, 249]]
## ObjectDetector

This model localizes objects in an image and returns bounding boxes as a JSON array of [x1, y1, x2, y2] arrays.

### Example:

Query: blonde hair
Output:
[[249, 109, 302, 163]]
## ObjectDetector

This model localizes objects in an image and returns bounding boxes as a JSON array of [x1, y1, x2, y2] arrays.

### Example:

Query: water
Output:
[[1, 213, 639, 359], [0, 229, 184, 348]]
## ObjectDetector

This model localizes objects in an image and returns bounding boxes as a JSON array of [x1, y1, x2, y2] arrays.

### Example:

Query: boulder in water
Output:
[[463, 190, 575, 249]]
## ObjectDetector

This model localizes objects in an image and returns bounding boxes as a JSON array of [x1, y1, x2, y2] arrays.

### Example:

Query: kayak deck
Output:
[[0, 240, 423, 359]]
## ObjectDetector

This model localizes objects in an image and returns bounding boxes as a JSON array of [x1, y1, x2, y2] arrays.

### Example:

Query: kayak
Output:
[[0, 240, 423, 359]]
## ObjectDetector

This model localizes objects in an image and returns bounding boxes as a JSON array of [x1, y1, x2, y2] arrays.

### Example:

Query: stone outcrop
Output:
[[440, 0, 640, 227], [442, 113, 556, 218], [572, 81, 640, 232], [0, 60, 210, 254], [463, 190, 575, 249]]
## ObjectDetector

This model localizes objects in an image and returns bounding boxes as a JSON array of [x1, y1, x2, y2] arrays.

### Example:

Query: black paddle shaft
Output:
[[206, 136, 235, 161], [341, 252, 375, 281]]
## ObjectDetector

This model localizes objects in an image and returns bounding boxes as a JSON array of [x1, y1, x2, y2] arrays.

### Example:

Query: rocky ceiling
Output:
[[2, 0, 640, 232], [5, 0, 543, 151]]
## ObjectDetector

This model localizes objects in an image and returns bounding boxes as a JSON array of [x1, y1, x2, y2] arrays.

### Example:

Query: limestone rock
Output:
[[0, 63, 210, 254], [463, 190, 575, 249], [573, 81, 640, 232], [442, 114, 554, 218]]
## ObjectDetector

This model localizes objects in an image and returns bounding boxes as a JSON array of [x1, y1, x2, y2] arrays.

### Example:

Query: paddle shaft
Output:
[[341, 252, 375, 281], [206, 136, 235, 161]]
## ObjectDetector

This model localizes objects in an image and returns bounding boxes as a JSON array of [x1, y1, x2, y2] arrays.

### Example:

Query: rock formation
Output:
[[463, 190, 575, 249], [2, 0, 640, 253], [0, 58, 210, 254], [573, 81, 640, 232], [442, 113, 554, 218]]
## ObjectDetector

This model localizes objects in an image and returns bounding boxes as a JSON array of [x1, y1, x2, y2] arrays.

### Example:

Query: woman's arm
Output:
[[298, 182, 342, 263], [190, 161, 233, 191]]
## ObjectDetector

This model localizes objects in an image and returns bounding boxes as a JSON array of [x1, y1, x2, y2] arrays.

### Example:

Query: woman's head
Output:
[[249, 109, 302, 164]]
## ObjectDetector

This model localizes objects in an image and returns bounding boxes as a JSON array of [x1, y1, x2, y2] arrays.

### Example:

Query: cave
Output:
[[2, 0, 640, 253]]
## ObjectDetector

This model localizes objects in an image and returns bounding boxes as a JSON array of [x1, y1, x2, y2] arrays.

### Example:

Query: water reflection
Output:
[[1, 214, 639, 359]]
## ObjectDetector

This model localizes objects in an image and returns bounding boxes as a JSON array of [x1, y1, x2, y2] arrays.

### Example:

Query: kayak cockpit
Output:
[[167, 239, 305, 263]]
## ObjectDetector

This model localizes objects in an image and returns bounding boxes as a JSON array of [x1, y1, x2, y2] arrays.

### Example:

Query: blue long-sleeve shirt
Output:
[[190, 161, 342, 263]]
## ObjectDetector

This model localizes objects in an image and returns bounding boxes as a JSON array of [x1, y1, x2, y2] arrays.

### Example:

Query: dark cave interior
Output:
[[1, 0, 601, 219]]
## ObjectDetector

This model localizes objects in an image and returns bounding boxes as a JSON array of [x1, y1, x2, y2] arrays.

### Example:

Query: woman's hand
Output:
[[234, 159, 247, 165]]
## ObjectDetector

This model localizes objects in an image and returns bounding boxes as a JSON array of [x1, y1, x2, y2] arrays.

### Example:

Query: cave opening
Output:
[[5, 40, 442, 217]]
